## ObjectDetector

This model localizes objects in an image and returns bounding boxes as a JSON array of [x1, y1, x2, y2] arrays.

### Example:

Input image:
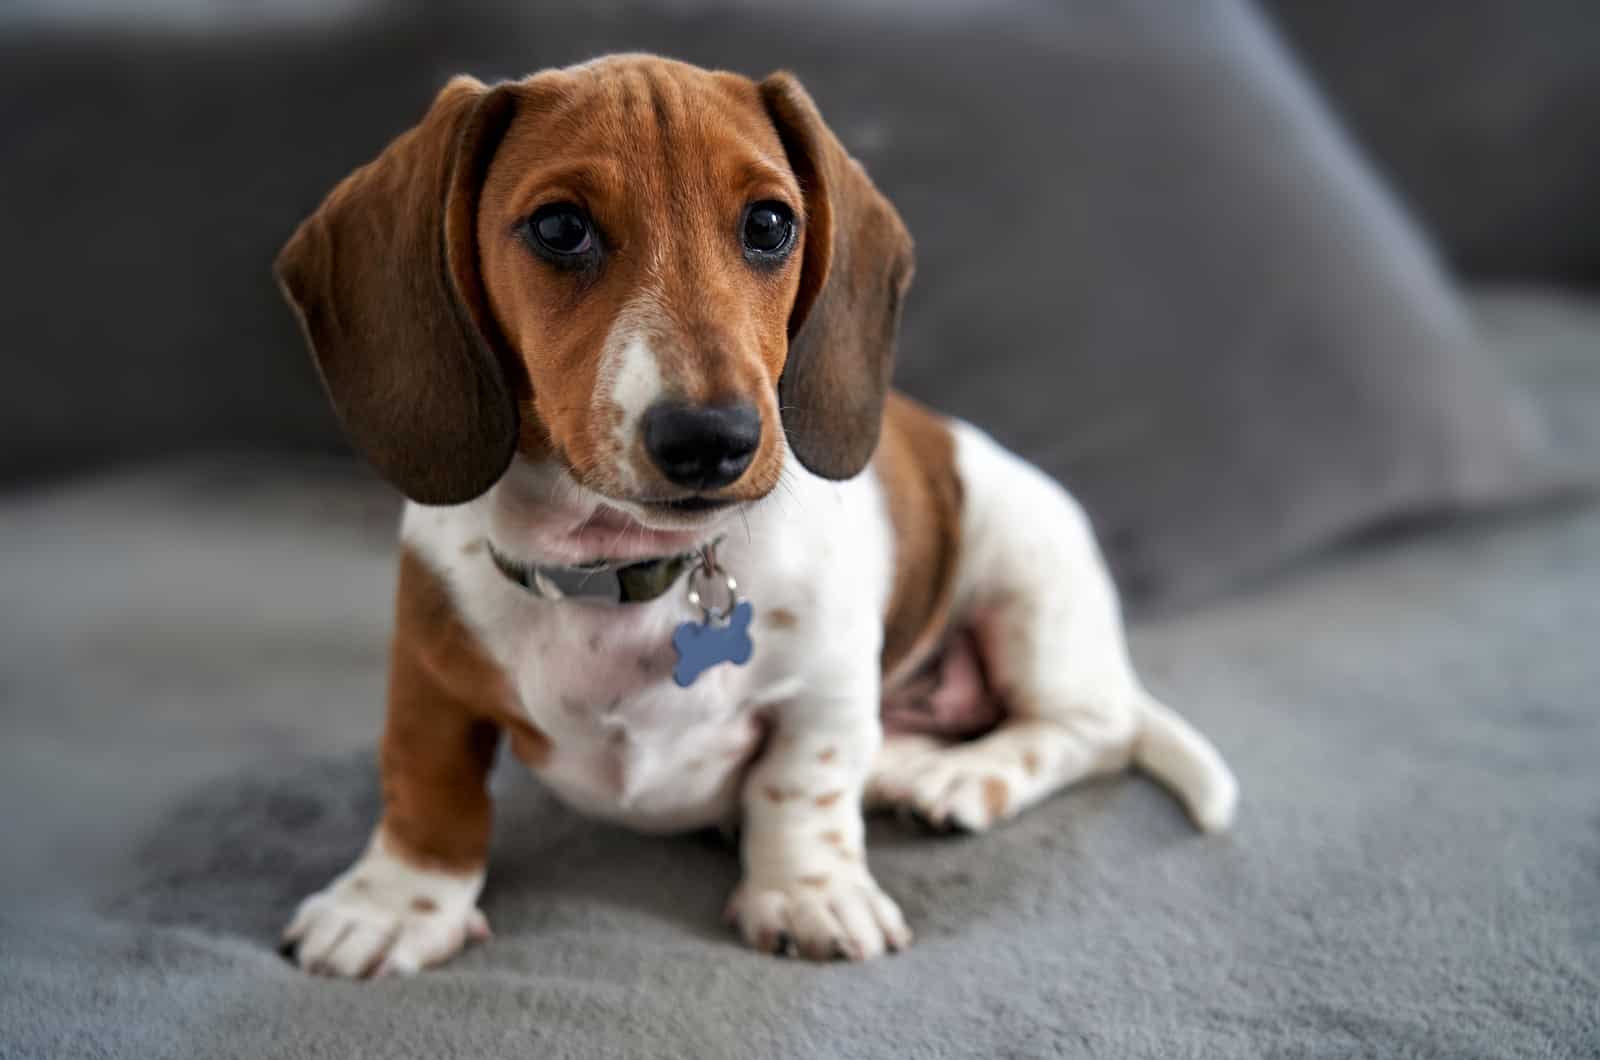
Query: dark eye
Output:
[[741, 201, 795, 258], [526, 203, 594, 258]]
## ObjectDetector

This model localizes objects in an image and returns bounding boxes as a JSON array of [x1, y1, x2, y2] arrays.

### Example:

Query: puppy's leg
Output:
[[727, 679, 911, 961], [285, 552, 509, 977], [868, 426, 1237, 835]]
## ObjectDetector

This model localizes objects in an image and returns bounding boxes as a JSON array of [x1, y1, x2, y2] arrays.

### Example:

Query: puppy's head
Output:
[[277, 55, 913, 535]]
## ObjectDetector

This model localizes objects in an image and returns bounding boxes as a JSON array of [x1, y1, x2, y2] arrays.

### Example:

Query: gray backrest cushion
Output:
[[0, 22, 433, 482], [0, 0, 1559, 606], [1261, 0, 1600, 287]]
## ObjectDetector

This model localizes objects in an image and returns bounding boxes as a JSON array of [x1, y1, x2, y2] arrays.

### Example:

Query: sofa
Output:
[[2, 2, 1595, 1056]]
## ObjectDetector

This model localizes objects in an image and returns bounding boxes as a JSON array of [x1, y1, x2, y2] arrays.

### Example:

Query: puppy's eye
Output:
[[525, 203, 594, 258], [741, 201, 795, 258]]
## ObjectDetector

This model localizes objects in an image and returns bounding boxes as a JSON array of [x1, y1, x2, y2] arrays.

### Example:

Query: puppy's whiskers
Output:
[[571, 501, 603, 542]]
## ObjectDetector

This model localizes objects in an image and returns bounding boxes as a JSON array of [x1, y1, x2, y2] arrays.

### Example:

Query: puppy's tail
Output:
[[1132, 696, 1238, 834]]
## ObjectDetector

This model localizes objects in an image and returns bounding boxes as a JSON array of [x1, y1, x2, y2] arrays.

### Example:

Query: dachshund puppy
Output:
[[276, 54, 1236, 976]]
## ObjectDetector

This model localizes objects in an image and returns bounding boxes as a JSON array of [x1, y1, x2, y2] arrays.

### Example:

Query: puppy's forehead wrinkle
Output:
[[640, 65, 680, 148], [534, 161, 625, 199], [546, 59, 779, 187], [740, 156, 801, 192]]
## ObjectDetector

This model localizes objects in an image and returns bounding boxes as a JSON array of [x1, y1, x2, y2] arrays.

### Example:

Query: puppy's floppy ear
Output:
[[275, 76, 519, 506], [760, 71, 915, 481]]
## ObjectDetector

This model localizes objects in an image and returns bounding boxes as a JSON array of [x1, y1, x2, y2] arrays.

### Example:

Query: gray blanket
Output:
[[3, 440, 1597, 1057]]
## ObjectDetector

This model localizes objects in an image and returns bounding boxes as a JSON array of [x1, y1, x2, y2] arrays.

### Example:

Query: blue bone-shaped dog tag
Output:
[[672, 601, 755, 688]]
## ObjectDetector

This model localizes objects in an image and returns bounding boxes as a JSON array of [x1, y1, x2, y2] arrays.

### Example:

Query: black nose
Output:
[[642, 401, 761, 490]]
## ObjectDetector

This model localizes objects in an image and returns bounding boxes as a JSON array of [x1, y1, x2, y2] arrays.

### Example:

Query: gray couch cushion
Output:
[[0, 0, 1563, 608], [1, 451, 1597, 1058], [1471, 286, 1600, 476], [1263, 0, 1600, 286]]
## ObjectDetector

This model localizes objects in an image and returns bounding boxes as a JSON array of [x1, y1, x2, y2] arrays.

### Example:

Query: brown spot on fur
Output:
[[381, 548, 547, 873], [982, 776, 1010, 820], [814, 790, 843, 808], [461, 539, 484, 556], [816, 747, 837, 763], [764, 785, 788, 803], [800, 874, 830, 888], [766, 608, 798, 630], [875, 395, 964, 693], [509, 726, 551, 767], [1022, 750, 1041, 776], [356, 947, 387, 979], [587, 632, 601, 653], [836, 848, 860, 863], [411, 896, 439, 914], [820, 830, 844, 846], [351, 877, 370, 892]]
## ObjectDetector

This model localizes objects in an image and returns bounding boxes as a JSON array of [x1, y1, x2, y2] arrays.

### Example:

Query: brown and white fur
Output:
[[275, 55, 1237, 977]]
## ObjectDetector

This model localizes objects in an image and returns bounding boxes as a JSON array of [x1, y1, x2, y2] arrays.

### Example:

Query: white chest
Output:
[[498, 596, 767, 831], [400, 461, 894, 834]]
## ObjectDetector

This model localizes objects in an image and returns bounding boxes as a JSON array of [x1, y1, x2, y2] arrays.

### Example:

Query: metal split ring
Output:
[[686, 563, 739, 624]]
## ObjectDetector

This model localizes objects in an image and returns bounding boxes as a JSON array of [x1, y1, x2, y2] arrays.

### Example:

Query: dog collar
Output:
[[487, 541, 702, 604], [488, 537, 756, 687]]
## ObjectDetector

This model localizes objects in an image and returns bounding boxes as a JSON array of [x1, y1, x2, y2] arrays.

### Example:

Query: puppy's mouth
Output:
[[643, 495, 737, 515], [558, 452, 750, 525], [613, 492, 741, 534], [493, 457, 751, 568]]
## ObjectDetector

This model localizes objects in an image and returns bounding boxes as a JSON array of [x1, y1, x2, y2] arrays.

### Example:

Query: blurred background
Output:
[[2, 0, 1597, 599], [2, 3, 1597, 1057]]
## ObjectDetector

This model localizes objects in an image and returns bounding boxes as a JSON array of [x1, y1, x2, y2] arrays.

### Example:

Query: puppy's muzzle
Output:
[[643, 401, 761, 490]]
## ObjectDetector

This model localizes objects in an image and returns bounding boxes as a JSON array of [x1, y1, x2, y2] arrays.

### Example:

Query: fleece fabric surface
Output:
[[2, 440, 1596, 1054]]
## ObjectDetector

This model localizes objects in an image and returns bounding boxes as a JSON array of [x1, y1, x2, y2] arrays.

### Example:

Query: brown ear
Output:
[[275, 76, 520, 506], [760, 71, 915, 481]]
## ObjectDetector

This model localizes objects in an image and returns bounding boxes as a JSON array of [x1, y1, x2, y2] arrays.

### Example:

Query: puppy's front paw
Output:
[[724, 873, 911, 961], [282, 836, 487, 978]]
